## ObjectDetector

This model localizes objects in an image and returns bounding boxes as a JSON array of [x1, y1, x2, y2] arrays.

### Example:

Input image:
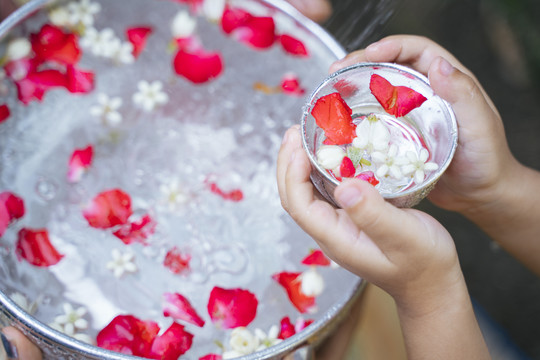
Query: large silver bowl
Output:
[[0, 0, 375, 359]]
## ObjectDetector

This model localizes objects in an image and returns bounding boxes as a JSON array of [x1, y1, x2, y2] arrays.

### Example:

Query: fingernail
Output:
[[336, 184, 363, 208], [1, 332, 18, 359], [438, 57, 454, 76]]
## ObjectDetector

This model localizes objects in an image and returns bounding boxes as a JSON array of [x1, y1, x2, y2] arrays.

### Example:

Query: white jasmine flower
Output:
[[299, 268, 324, 297], [132, 80, 169, 112], [10, 292, 38, 315], [223, 327, 260, 359], [80, 27, 117, 57], [316, 145, 345, 170], [401, 148, 439, 184], [159, 179, 189, 211], [108, 38, 135, 64], [90, 93, 123, 126], [49, 6, 72, 27], [107, 249, 138, 278], [203, 0, 226, 22], [171, 10, 197, 39], [5, 38, 31, 61], [371, 144, 408, 180], [255, 325, 282, 350], [52, 303, 89, 336], [67, 0, 101, 27], [352, 114, 390, 153]]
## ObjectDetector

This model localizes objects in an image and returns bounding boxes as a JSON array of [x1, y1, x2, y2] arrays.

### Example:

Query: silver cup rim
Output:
[[301, 61, 459, 201]]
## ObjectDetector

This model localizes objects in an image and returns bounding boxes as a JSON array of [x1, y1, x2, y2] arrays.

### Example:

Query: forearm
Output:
[[463, 162, 540, 276], [395, 278, 490, 360]]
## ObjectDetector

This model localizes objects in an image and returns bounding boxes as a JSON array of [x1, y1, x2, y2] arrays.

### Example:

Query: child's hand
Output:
[[277, 126, 464, 311], [285, 0, 332, 23], [330, 35, 521, 215]]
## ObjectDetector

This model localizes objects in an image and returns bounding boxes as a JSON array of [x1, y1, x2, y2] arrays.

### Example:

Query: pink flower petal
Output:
[[0, 104, 10, 123], [207, 287, 258, 329], [355, 171, 379, 186], [173, 47, 224, 84], [16, 228, 64, 267], [280, 73, 305, 96], [126, 26, 153, 58], [97, 315, 160, 356], [82, 189, 133, 229], [65, 65, 95, 94], [30, 24, 81, 65], [4, 58, 37, 82], [148, 322, 194, 360], [163, 292, 205, 327], [301, 249, 330, 267], [0, 191, 23, 237], [112, 214, 156, 245], [272, 272, 316, 314], [279, 34, 309, 57], [294, 317, 314, 333], [163, 246, 191, 275], [67, 145, 93, 183]]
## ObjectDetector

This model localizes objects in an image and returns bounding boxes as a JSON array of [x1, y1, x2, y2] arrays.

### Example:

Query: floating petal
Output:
[[272, 272, 316, 314], [126, 26, 153, 58], [173, 47, 223, 84], [369, 74, 427, 117], [82, 189, 132, 229], [67, 145, 93, 183], [163, 292, 205, 327], [16, 228, 64, 267], [207, 287, 258, 329], [279, 34, 308, 56], [301, 249, 330, 266], [148, 322, 194, 360], [311, 92, 355, 145]]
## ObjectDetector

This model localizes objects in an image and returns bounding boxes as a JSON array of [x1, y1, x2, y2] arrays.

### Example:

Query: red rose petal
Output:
[[0, 191, 24, 237], [126, 26, 153, 58], [97, 315, 159, 356], [0, 104, 10, 123], [311, 92, 356, 145], [163, 246, 191, 275], [355, 171, 379, 186], [339, 156, 355, 178], [173, 47, 224, 84], [148, 322, 193, 360], [30, 24, 81, 65], [272, 272, 316, 314], [200, 355, 222, 360], [112, 214, 156, 245], [67, 145, 93, 183], [369, 73, 427, 117], [301, 249, 330, 267], [281, 73, 305, 96], [231, 16, 276, 49], [16, 228, 64, 267], [278, 316, 296, 340], [4, 58, 37, 82], [66, 65, 95, 94], [207, 182, 243, 202], [207, 287, 258, 329], [163, 292, 205, 327], [333, 79, 358, 98], [221, 6, 252, 34], [15, 69, 67, 105], [83, 189, 133, 229], [279, 34, 308, 57]]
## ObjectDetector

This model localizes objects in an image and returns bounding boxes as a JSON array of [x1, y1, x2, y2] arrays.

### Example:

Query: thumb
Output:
[[334, 180, 421, 254]]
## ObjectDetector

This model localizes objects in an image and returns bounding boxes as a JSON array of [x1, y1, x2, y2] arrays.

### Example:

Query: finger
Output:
[[2, 327, 42, 360], [277, 125, 302, 212], [428, 56, 501, 124], [284, 150, 389, 273], [334, 179, 422, 255]]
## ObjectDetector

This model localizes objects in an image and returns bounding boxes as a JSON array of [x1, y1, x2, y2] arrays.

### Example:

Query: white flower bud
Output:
[[229, 327, 260, 355], [316, 145, 345, 170], [299, 268, 324, 297], [6, 38, 31, 61], [171, 10, 197, 39], [203, 0, 226, 22]]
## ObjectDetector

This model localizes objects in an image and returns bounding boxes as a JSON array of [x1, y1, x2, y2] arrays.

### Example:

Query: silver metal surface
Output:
[[0, 0, 365, 359]]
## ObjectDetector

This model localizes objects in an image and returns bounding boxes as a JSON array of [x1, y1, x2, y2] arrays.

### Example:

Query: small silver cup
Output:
[[301, 62, 458, 208]]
